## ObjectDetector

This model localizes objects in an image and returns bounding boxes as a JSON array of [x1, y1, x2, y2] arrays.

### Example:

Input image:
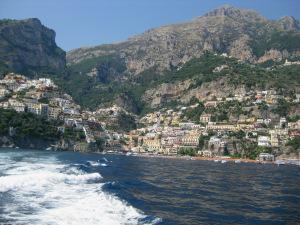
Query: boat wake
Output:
[[0, 151, 159, 225]]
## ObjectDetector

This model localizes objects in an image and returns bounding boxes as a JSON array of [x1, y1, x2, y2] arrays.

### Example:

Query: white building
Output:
[[257, 136, 271, 147]]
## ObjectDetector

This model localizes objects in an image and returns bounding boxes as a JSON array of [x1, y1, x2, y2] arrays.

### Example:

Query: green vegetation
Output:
[[243, 145, 272, 160], [250, 30, 300, 57], [95, 137, 106, 151], [185, 101, 205, 122], [48, 52, 300, 115], [258, 101, 269, 119], [68, 54, 126, 79], [206, 100, 246, 122], [198, 135, 210, 150], [0, 61, 9, 78], [38, 97, 50, 104], [63, 127, 85, 141], [286, 137, 300, 153], [156, 53, 230, 84], [50, 54, 128, 110], [118, 112, 136, 132], [0, 108, 86, 142], [0, 108, 61, 140], [229, 130, 246, 139], [230, 152, 242, 159], [288, 115, 300, 122], [178, 147, 197, 156], [272, 98, 291, 117], [116, 112, 137, 132]]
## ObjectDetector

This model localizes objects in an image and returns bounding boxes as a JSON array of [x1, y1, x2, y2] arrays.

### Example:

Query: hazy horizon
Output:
[[1, 0, 299, 51]]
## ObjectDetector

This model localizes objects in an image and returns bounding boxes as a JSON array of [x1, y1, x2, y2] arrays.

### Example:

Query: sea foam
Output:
[[0, 151, 158, 225]]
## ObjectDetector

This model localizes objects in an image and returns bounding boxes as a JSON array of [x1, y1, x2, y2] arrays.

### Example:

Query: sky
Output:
[[1, 0, 299, 51]]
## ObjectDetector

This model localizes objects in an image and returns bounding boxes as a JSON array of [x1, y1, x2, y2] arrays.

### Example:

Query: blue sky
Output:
[[1, 0, 299, 51]]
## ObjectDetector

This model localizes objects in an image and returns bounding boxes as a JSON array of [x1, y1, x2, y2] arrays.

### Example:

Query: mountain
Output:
[[62, 5, 300, 112], [0, 6, 299, 113], [0, 18, 66, 77], [67, 5, 300, 77]]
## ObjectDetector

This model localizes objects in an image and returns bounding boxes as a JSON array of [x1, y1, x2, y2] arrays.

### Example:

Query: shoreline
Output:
[[123, 152, 300, 166], [1, 147, 299, 166]]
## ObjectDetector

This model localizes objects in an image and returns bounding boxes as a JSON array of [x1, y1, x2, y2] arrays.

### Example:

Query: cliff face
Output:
[[142, 77, 247, 109], [67, 5, 300, 77], [0, 18, 66, 77]]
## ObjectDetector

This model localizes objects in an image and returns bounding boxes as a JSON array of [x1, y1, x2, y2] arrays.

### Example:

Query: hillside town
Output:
[[0, 73, 299, 163], [127, 89, 300, 162], [0, 73, 110, 151]]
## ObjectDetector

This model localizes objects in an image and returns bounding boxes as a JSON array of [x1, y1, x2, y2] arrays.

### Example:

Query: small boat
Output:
[[234, 160, 241, 164], [221, 160, 227, 164], [275, 160, 285, 166], [214, 160, 220, 163], [45, 147, 52, 151], [126, 152, 132, 156]]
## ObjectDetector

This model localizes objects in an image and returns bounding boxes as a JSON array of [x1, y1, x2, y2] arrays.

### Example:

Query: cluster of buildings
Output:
[[127, 121, 202, 155], [125, 89, 300, 159], [283, 59, 300, 66], [0, 73, 299, 159], [0, 73, 152, 152], [0, 74, 74, 119], [0, 73, 115, 150]]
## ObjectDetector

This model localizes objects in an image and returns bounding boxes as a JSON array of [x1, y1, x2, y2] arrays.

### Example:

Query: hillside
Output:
[[59, 52, 300, 114], [67, 5, 300, 76], [61, 5, 300, 112]]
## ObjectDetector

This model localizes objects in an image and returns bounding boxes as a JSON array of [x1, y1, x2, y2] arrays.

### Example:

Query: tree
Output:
[[286, 137, 300, 153], [179, 147, 197, 156], [117, 112, 137, 132], [258, 101, 269, 119], [95, 137, 106, 151], [0, 108, 62, 140], [185, 102, 205, 122], [273, 98, 290, 117], [233, 130, 246, 139]]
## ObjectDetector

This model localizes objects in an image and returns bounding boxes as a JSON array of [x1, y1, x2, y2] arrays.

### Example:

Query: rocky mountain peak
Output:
[[203, 5, 266, 22], [278, 16, 300, 30], [67, 5, 300, 78], [204, 4, 236, 17]]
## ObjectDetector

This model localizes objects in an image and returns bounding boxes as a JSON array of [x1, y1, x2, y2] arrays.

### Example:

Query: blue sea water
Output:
[[0, 149, 299, 225]]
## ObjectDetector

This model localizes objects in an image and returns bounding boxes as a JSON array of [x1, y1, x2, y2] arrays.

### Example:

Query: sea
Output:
[[0, 149, 299, 225]]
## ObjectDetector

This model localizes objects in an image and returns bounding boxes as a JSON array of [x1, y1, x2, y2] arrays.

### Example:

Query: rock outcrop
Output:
[[142, 77, 248, 109], [278, 16, 300, 31], [257, 49, 286, 63], [0, 18, 66, 76]]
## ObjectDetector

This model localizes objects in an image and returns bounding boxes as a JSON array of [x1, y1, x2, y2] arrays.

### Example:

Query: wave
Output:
[[0, 171, 102, 192], [0, 151, 159, 225], [87, 160, 108, 167]]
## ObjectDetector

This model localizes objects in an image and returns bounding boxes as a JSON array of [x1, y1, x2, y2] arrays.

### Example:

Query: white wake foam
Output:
[[0, 151, 158, 225], [87, 160, 108, 167]]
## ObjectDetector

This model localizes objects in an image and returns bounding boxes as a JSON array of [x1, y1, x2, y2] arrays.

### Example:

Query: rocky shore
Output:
[[0, 136, 91, 152]]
